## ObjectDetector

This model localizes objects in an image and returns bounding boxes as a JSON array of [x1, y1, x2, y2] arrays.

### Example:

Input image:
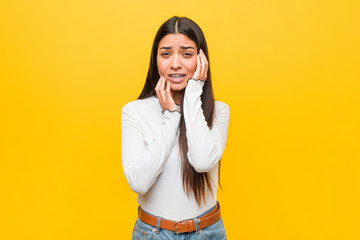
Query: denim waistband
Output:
[[138, 201, 219, 221]]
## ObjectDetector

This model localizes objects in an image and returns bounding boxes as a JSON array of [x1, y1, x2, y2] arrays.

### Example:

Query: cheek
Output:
[[156, 59, 162, 74], [186, 58, 197, 74], [157, 58, 166, 74]]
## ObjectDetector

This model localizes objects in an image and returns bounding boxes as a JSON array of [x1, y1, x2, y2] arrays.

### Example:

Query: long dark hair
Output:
[[138, 16, 218, 206]]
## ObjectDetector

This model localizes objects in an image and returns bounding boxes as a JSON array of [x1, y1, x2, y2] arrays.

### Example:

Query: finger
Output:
[[201, 49, 209, 66], [155, 77, 160, 97], [165, 80, 172, 100], [193, 53, 201, 80], [160, 75, 165, 91], [200, 50, 208, 81], [199, 51, 203, 73], [159, 76, 166, 100], [199, 50, 206, 80]]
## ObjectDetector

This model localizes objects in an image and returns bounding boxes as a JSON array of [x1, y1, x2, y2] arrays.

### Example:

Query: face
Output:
[[157, 33, 198, 91]]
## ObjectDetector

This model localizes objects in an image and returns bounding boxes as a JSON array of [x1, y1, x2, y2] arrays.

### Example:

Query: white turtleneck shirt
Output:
[[121, 79, 230, 221]]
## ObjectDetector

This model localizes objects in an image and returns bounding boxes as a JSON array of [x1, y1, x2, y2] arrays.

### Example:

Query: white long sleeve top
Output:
[[121, 79, 230, 221]]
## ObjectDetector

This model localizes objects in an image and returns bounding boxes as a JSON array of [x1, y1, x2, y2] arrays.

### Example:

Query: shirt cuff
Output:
[[187, 78, 206, 86], [162, 109, 181, 115]]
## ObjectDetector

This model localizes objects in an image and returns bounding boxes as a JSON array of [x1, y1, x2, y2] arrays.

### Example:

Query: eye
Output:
[[183, 52, 193, 57], [160, 52, 170, 56]]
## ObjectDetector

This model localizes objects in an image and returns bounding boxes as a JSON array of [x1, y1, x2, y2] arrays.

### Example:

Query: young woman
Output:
[[121, 16, 230, 239]]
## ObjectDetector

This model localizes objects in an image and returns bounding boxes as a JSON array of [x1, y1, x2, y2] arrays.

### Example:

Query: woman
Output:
[[121, 16, 230, 239]]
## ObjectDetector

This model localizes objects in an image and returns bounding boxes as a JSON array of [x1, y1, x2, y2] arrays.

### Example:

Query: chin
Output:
[[170, 83, 187, 91], [171, 87, 186, 92]]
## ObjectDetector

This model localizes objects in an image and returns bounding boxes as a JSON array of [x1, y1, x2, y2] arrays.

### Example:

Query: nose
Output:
[[170, 55, 181, 70]]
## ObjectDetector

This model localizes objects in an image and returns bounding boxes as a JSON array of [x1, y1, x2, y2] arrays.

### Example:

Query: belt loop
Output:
[[194, 217, 200, 234], [156, 216, 161, 234]]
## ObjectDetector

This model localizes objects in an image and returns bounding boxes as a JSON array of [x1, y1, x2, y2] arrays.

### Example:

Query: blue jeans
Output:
[[131, 203, 227, 240]]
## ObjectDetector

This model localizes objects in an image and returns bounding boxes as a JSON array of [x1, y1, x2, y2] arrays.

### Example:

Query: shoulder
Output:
[[122, 96, 156, 111], [214, 100, 230, 115], [121, 96, 158, 116]]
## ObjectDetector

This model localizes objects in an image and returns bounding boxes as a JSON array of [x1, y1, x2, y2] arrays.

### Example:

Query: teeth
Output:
[[170, 74, 185, 78]]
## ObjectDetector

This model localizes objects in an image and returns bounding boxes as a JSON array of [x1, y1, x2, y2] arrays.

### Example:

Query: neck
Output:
[[171, 90, 182, 105]]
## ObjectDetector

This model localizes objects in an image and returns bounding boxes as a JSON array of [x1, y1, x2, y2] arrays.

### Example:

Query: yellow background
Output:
[[1, 0, 359, 239]]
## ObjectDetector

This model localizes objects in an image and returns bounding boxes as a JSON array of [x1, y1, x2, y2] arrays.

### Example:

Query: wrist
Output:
[[166, 106, 178, 112]]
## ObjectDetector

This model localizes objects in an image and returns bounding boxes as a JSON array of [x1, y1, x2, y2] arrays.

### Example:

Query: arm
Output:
[[121, 104, 181, 194], [183, 79, 230, 172]]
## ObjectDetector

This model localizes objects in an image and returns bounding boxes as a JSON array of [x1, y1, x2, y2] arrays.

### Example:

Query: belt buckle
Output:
[[174, 220, 192, 234], [174, 220, 187, 234], [174, 221, 180, 234]]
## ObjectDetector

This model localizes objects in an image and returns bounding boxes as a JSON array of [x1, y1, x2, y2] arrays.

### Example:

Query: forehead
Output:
[[158, 34, 197, 49]]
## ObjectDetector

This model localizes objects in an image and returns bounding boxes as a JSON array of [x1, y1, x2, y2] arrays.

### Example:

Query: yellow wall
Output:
[[1, 0, 359, 239]]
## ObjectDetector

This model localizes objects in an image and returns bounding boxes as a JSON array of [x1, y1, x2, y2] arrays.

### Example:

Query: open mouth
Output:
[[168, 74, 186, 83], [169, 74, 186, 78]]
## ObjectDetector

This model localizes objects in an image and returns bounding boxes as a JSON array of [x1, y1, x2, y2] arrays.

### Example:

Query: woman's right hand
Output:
[[155, 75, 177, 112]]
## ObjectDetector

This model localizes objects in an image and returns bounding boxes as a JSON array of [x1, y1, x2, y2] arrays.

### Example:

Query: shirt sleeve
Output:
[[121, 104, 181, 195], [183, 79, 230, 173]]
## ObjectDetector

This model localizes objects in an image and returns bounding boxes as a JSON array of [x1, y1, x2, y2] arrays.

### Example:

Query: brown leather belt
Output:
[[138, 203, 221, 234]]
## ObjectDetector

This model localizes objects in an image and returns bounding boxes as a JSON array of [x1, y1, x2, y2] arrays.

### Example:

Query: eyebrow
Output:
[[159, 46, 195, 50]]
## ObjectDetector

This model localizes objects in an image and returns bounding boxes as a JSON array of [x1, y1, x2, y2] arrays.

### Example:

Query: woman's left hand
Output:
[[191, 48, 208, 82]]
